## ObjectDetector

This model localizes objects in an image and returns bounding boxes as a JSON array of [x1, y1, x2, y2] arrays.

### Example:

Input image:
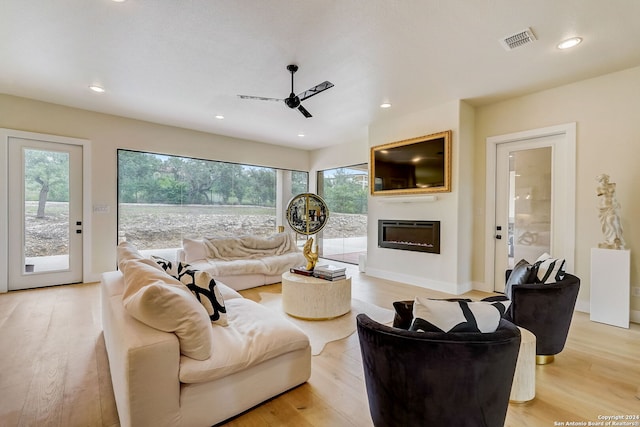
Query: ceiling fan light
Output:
[[557, 37, 582, 50]]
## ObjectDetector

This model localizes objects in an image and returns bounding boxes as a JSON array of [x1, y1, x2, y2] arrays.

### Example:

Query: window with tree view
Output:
[[117, 150, 308, 256]]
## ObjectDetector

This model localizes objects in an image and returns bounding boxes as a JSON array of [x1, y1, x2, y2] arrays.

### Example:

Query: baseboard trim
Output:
[[85, 272, 102, 284], [575, 299, 590, 314], [569, 299, 639, 325], [365, 267, 470, 295]]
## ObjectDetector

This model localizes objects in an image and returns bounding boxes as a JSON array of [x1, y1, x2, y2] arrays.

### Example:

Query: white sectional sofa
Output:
[[177, 232, 306, 290], [102, 243, 311, 427]]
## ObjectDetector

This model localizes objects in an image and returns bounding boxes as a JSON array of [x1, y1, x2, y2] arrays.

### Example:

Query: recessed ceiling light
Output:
[[112, 0, 126, 2], [298, 133, 305, 137], [557, 37, 582, 50], [380, 103, 392, 109], [215, 115, 224, 120], [89, 85, 105, 93]]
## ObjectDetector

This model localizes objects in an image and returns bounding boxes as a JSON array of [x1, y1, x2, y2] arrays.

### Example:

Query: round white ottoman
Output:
[[281, 271, 351, 320]]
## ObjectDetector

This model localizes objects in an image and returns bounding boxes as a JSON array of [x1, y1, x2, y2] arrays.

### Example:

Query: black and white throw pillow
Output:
[[153, 256, 228, 326], [152, 256, 190, 278], [533, 253, 566, 284], [177, 268, 228, 326], [409, 296, 510, 333], [481, 295, 512, 318]]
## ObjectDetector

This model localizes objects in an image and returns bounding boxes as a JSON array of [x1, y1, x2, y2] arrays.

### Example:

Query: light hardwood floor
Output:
[[1, 263, 639, 427]]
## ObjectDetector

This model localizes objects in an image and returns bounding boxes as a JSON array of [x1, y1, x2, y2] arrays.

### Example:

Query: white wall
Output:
[[473, 65, 640, 316], [365, 100, 475, 294], [0, 94, 309, 280]]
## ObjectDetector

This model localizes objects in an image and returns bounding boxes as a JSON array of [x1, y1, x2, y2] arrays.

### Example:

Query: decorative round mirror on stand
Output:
[[285, 193, 329, 236]]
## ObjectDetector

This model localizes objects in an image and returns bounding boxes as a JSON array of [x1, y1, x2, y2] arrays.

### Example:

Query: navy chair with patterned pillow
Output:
[[356, 306, 521, 427]]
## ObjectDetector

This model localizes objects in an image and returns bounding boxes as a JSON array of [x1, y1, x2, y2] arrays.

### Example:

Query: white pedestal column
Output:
[[590, 248, 630, 328]]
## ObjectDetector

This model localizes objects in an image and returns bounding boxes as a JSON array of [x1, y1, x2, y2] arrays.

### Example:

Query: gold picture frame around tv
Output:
[[370, 130, 452, 196]]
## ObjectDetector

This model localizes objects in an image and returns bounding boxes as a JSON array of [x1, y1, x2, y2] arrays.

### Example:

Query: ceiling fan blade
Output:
[[298, 105, 312, 118], [237, 95, 283, 102], [297, 81, 334, 101]]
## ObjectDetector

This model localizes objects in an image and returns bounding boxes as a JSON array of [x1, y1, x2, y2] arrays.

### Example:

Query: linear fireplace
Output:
[[378, 220, 441, 254]]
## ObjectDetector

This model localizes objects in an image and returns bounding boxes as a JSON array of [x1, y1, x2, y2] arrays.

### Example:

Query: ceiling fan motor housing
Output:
[[285, 95, 300, 108]]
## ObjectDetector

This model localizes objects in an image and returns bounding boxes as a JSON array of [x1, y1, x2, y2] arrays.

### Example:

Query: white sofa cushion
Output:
[[203, 233, 298, 260], [179, 298, 310, 384], [187, 252, 305, 277], [217, 281, 243, 300], [120, 257, 213, 361]]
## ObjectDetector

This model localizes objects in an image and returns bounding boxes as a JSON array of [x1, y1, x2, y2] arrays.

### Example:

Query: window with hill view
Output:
[[117, 150, 308, 253], [317, 164, 368, 265]]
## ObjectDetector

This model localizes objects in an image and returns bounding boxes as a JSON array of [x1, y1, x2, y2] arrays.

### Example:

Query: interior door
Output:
[[494, 142, 553, 292], [7, 137, 83, 290], [489, 124, 576, 293]]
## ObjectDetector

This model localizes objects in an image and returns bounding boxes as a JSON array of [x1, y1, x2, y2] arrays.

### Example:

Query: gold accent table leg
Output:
[[536, 355, 555, 365]]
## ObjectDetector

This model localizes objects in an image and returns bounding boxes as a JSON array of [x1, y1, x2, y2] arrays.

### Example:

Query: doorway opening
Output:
[[316, 164, 368, 265]]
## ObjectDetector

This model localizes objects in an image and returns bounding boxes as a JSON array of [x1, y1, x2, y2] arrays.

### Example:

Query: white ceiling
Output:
[[2, 1, 640, 150]]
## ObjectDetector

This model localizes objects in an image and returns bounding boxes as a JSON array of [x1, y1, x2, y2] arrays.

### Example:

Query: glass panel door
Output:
[[494, 144, 553, 292], [24, 148, 71, 272], [8, 138, 83, 290]]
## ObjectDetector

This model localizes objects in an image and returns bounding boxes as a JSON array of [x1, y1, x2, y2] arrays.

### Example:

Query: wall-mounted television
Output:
[[370, 130, 452, 196]]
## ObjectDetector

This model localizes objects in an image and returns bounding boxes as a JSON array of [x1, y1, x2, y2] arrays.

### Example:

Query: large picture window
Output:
[[117, 150, 308, 255]]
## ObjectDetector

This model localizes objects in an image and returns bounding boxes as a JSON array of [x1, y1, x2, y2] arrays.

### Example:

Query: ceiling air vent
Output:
[[500, 28, 537, 51]]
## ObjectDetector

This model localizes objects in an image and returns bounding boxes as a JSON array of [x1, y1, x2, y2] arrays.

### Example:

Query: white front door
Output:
[[6, 137, 84, 290], [486, 124, 576, 293]]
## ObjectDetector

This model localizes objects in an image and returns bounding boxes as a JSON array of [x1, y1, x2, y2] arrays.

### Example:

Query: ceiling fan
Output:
[[238, 64, 334, 118]]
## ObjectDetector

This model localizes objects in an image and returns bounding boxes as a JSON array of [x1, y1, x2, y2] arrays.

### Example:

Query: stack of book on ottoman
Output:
[[312, 264, 347, 281], [289, 266, 314, 276]]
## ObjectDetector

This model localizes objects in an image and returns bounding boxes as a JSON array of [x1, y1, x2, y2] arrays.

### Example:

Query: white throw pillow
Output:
[[117, 241, 164, 271], [120, 258, 212, 360], [182, 238, 208, 263]]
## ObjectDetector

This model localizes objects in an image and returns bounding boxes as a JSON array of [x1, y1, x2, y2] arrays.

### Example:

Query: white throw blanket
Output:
[[203, 233, 298, 261]]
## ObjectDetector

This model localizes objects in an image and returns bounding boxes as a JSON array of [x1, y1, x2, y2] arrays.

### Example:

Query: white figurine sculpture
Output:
[[595, 174, 625, 250]]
